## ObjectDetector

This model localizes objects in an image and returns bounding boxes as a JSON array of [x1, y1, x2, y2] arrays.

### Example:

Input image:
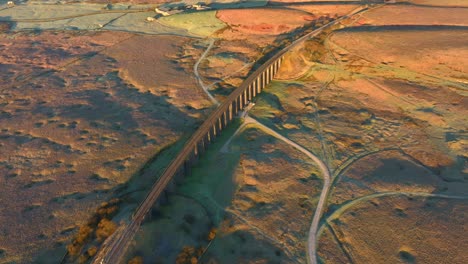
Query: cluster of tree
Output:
[[176, 246, 204, 264], [128, 256, 144, 264], [66, 198, 121, 263], [175, 227, 217, 264]]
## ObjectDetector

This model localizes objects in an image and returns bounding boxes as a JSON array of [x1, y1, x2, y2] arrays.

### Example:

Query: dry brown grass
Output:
[[198, 127, 324, 262], [287, 3, 360, 17], [361, 5, 468, 26], [197, 38, 261, 99], [0, 30, 207, 262], [270, 27, 468, 172], [330, 29, 468, 83], [263, 19, 468, 263], [410, 0, 468, 7], [328, 150, 460, 209], [321, 197, 468, 264], [217, 8, 315, 36], [104, 35, 212, 110], [2, 2, 467, 263]]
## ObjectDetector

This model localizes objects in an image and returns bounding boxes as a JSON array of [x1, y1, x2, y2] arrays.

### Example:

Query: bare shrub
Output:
[[87, 246, 98, 257], [207, 228, 217, 241], [66, 225, 93, 256], [128, 256, 144, 264], [95, 219, 117, 242]]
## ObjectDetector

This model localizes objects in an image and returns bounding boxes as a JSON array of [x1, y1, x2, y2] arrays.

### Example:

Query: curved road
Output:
[[318, 191, 468, 237], [220, 113, 331, 264], [315, 191, 468, 262], [206, 61, 255, 90], [194, 38, 219, 105]]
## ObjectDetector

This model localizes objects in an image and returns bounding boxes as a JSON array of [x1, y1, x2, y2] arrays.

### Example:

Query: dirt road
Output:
[[194, 38, 219, 105]]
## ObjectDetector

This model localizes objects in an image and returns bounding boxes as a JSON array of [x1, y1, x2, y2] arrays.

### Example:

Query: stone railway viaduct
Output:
[[93, 5, 368, 263], [97, 50, 285, 264]]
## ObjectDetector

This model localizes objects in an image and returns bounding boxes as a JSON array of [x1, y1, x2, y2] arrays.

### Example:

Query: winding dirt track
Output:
[[194, 38, 219, 105], [318, 191, 468, 237], [215, 41, 332, 264], [221, 114, 331, 264]]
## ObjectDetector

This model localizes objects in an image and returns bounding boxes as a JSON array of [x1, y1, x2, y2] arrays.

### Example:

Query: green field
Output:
[[159, 11, 226, 37]]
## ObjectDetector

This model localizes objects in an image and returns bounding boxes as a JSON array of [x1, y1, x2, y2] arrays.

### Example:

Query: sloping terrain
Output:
[[268, 4, 468, 263], [125, 125, 323, 263], [1, 1, 467, 263], [0, 31, 209, 263]]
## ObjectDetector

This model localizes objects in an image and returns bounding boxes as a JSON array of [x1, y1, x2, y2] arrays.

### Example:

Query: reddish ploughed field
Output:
[[216, 8, 315, 35]]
